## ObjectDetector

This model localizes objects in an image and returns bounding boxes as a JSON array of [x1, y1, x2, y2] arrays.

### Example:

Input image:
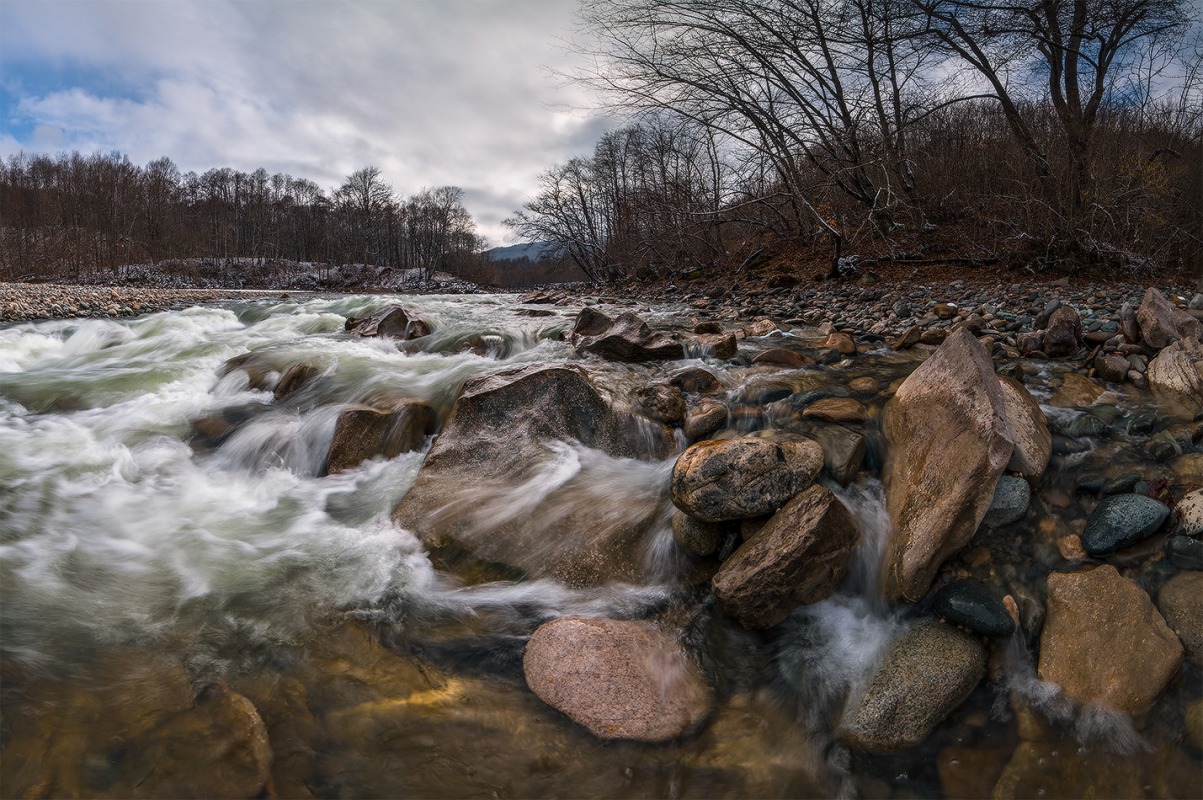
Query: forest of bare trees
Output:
[[509, 0, 1202, 281], [0, 153, 483, 285]]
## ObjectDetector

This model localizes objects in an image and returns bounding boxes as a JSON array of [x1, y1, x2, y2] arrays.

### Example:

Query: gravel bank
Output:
[[0, 283, 305, 324]]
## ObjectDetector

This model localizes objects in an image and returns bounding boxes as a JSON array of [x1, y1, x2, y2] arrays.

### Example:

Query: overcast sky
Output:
[[0, 0, 615, 246]]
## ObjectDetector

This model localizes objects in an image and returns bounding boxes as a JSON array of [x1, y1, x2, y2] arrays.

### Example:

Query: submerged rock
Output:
[[671, 435, 824, 522], [932, 580, 1015, 637], [711, 484, 859, 629], [273, 362, 319, 402], [801, 397, 867, 424], [632, 383, 686, 425], [392, 364, 672, 586], [325, 401, 436, 474], [882, 329, 1014, 602], [1080, 493, 1170, 556], [523, 617, 712, 742], [752, 348, 812, 368], [1038, 565, 1183, 714], [1137, 287, 1202, 349], [670, 366, 723, 394], [571, 308, 684, 362], [840, 619, 985, 752], [683, 401, 728, 441]]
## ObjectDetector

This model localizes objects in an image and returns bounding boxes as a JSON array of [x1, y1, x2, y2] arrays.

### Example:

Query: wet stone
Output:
[[672, 511, 725, 558], [1169, 535, 1203, 570], [983, 476, 1030, 527], [932, 580, 1016, 637], [840, 619, 985, 753], [811, 425, 866, 486], [1081, 493, 1170, 556], [1158, 571, 1203, 665]]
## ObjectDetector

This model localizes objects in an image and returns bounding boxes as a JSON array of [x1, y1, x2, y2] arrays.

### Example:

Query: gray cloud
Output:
[[0, 0, 619, 245]]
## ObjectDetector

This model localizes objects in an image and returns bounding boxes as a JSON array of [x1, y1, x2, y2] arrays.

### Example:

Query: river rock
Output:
[[325, 401, 437, 474], [1094, 353, 1130, 383], [219, 351, 277, 392], [1188, 700, 1203, 750], [882, 328, 1014, 602], [1043, 306, 1082, 358], [1137, 287, 1202, 349], [1016, 330, 1044, 356], [1080, 493, 1170, 556], [347, 304, 432, 339], [891, 325, 922, 350], [683, 401, 728, 441], [824, 331, 857, 355], [1038, 565, 1183, 714], [983, 475, 1030, 527], [392, 364, 672, 586], [1158, 571, 1203, 665], [671, 435, 824, 522], [523, 617, 712, 742], [812, 425, 866, 485], [932, 580, 1015, 637], [996, 377, 1052, 480], [571, 308, 684, 362], [744, 317, 778, 337], [1147, 337, 1203, 406], [692, 331, 738, 359], [1176, 489, 1203, 536], [273, 362, 318, 401], [112, 685, 272, 799], [711, 484, 859, 628], [802, 397, 867, 424], [672, 510, 724, 557], [670, 367, 722, 394], [1049, 372, 1104, 407], [632, 383, 686, 425], [840, 619, 985, 752], [752, 348, 812, 368]]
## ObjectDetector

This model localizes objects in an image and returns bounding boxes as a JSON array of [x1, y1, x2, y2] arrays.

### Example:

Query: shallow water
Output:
[[0, 293, 1199, 798]]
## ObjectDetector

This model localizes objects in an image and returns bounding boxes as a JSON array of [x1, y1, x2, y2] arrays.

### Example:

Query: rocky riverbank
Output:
[[0, 282, 305, 324]]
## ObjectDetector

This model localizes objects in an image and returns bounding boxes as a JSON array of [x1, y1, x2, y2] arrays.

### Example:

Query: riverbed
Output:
[[0, 292, 1199, 798]]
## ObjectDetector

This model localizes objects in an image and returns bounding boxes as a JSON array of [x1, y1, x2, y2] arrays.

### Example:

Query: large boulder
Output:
[[711, 484, 860, 629], [1147, 337, 1203, 407], [571, 308, 684, 362], [392, 364, 672, 586], [346, 304, 432, 339], [840, 619, 985, 752], [523, 617, 712, 742], [996, 376, 1051, 481], [1038, 565, 1183, 714], [882, 329, 1014, 602], [1137, 287, 1202, 349], [671, 435, 824, 523], [325, 400, 437, 474]]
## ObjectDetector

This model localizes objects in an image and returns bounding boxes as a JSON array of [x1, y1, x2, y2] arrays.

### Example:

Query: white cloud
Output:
[[0, 0, 619, 245]]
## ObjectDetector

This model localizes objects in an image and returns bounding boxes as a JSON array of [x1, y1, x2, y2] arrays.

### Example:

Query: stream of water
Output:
[[0, 293, 1198, 798]]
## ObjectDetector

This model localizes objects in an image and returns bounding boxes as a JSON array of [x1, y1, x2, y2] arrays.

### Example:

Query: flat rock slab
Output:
[[1038, 565, 1183, 714], [840, 619, 985, 753], [523, 617, 712, 742], [712, 484, 859, 629]]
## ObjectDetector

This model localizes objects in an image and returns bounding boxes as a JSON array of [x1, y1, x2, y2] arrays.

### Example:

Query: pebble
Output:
[[932, 580, 1016, 637], [1, 282, 279, 323]]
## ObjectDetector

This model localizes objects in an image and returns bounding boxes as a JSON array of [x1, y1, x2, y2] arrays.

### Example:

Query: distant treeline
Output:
[[508, 0, 1203, 281], [0, 155, 483, 283]]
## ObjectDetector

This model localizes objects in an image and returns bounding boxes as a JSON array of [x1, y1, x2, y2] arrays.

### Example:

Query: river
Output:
[[0, 292, 1198, 798]]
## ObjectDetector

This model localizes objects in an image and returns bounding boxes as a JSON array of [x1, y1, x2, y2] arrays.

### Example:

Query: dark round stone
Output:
[[1081, 494, 1170, 556], [932, 581, 1016, 637], [1168, 535, 1203, 570]]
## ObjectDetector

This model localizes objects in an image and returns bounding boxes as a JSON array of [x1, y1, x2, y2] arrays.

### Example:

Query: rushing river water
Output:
[[1, 292, 1199, 799]]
